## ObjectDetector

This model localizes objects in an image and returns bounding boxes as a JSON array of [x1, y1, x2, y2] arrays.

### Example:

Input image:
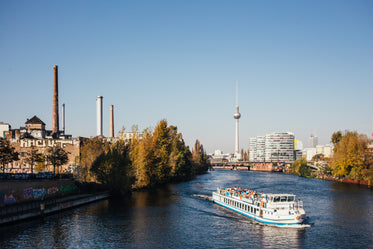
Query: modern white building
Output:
[[303, 148, 317, 161], [249, 132, 295, 162], [248, 138, 256, 161], [302, 144, 333, 161], [316, 144, 333, 158]]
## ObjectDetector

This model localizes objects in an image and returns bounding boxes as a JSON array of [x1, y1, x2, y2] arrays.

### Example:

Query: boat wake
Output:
[[192, 194, 213, 202], [270, 223, 311, 229]]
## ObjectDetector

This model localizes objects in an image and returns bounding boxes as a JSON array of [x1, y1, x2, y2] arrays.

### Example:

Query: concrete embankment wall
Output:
[[0, 192, 110, 225], [0, 180, 77, 206]]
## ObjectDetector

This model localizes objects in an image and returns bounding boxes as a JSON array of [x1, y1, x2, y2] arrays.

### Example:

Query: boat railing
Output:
[[298, 201, 303, 209]]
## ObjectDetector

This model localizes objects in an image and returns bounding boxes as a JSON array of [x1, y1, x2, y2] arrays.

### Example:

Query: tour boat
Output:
[[212, 187, 306, 226]]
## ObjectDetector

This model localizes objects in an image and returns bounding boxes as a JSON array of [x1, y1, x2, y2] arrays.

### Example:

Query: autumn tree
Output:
[[331, 131, 343, 146], [330, 131, 372, 180], [0, 139, 19, 173], [129, 120, 207, 189], [240, 148, 249, 161], [46, 146, 69, 176], [24, 146, 42, 174], [290, 157, 310, 177], [192, 139, 209, 175]]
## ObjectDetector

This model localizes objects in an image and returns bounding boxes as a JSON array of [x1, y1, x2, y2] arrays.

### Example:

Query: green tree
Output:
[[168, 125, 192, 181], [46, 146, 69, 176], [24, 146, 42, 174], [0, 139, 19, 173], [152, 120, 172, 185], [80, 138, 109, 182], [91, 141, 134, 195]]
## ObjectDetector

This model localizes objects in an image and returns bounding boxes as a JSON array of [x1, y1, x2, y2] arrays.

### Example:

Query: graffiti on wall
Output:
[[60, 185, 76, 194], [47, 187, 59, 195], [32, 189, 46, 200], [4, 194, 16, 205], [20, 139, 78, 148], [23, 188, 33, 199]]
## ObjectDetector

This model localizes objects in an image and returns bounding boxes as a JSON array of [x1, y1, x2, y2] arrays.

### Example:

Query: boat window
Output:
[[280, 196, 287, 202], [274, 196, 280, 202], [288, 196, 294, 202]]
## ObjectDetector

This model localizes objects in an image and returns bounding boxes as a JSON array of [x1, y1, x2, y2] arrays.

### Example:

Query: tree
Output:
[[152, 120, 172, 185], [80, 138, 109, 182], [311, 153, 324, 162], [290, 157, 310, 177], [24, 146, 42, 174], [128, 120, 208, 189], [331, 131, 343, 147], [91, 141, 134, 195], [330, 131, 372, 180], [192, 139, 209, 175], [0, 139, 19, 173], [46, 146, 69, 176]]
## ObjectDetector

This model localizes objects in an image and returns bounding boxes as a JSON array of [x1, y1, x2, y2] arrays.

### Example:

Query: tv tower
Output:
[[233, 80, 241, 159]]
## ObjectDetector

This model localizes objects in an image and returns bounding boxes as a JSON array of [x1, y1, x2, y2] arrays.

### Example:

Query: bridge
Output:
[[210, 161, 321, 172], [209, 161, 289, 172], [307, 163, 320, 171]]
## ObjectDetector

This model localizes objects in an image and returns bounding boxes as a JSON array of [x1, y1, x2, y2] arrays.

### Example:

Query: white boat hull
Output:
[[212, 191, 306, 226]]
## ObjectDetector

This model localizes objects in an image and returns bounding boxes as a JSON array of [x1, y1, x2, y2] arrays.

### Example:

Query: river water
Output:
[[0, 169, 372, 248]]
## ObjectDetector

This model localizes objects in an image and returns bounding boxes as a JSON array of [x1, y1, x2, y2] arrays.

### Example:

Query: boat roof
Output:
[[266, 194, 296, 197], [220, 187, 296, 197]]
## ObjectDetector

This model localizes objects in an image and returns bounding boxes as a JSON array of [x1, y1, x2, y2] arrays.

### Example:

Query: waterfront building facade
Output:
[[249, 132, 295, 162]]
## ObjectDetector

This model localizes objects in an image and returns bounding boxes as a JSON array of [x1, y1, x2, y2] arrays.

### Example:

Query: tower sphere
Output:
[[234, 106, 241, 119]]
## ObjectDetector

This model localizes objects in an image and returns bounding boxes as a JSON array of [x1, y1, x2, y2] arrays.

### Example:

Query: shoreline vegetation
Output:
[[81, 119, 210, 195], [288, 130, 373, 186]]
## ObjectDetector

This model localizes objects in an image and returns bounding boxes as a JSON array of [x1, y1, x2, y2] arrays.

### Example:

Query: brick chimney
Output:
[[52, 65, 59, 137]]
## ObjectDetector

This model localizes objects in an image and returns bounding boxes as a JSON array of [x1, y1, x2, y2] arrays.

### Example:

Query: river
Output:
[[0, 169, 372, 248]]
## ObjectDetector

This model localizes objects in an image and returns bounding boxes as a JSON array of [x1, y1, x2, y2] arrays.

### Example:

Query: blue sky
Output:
[[1, 0, 372, 153]]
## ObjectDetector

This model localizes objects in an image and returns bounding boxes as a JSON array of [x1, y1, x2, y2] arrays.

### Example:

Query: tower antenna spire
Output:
[[236, 80, 238, 106], [233, 80, 241, 159]]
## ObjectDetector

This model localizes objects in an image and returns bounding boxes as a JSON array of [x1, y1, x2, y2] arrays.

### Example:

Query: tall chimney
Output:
[[62, 103, 65, 134], [96, 96, 103, 136], [52, 65, 59, 137], [110, 105, 114, 138]]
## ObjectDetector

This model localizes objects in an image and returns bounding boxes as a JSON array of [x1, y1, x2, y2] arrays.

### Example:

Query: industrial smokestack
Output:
[[62, 103, 65, 134], [52, 65, 59, 137], [110, 105, 114, 138], [96, 96, 103, 136]]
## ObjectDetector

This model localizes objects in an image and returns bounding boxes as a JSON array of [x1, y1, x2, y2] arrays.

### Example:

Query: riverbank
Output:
[[0, 191, 110, 226], [316, 176, 371, 186]]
